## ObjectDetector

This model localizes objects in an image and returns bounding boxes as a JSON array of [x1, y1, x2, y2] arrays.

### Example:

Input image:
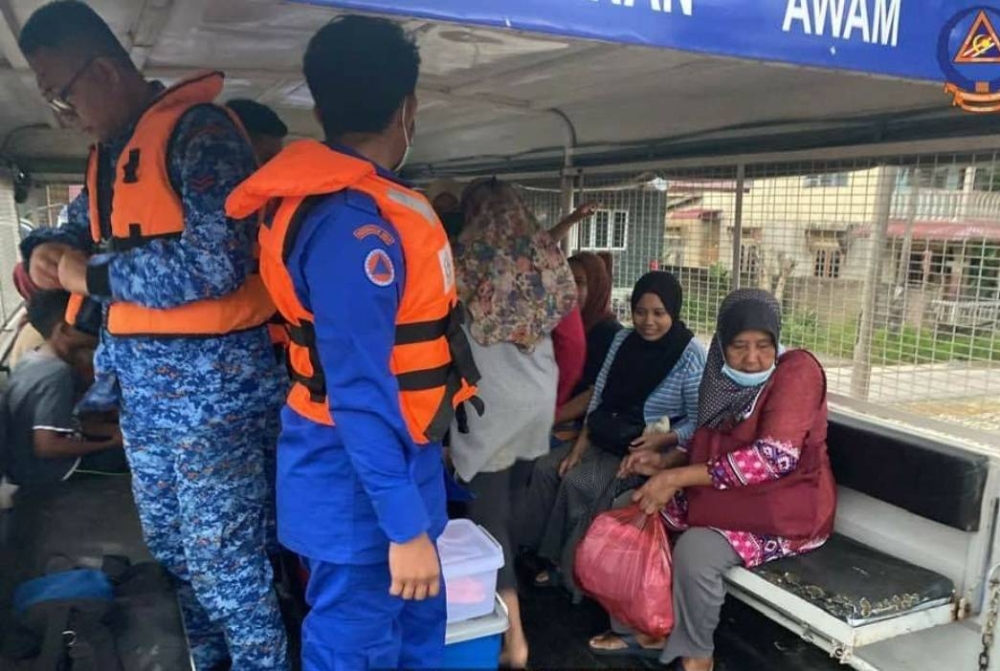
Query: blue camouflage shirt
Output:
[[20, 103, 285, 433], [275, 146, 447, 565]]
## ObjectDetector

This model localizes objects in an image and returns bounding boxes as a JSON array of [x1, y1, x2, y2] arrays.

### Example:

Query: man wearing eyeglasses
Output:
[[17, 2, 289, 670]]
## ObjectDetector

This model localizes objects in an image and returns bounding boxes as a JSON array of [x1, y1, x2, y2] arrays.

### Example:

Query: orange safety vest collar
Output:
[[78, 71, 275, 338], [227, 140, 481, 445]]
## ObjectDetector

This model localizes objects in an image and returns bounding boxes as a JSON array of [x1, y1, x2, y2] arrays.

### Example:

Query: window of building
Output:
[[803, 173, 850, 188], [814, 249, 842, 279], [899, 166, 967, 191], [807, 229, 845, 279], [740, 245, 760, 277], [579, 209, 629, 251], [907, 247, 949, 286]]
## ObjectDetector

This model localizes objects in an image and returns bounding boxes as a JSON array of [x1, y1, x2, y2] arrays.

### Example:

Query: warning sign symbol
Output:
[[364, 249, 396, 287], [954, 10, 1000, 64]]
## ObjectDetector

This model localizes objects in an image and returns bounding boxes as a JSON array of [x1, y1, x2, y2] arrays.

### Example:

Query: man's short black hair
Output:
[[19, 0, 131, 64], [303, 15, 420, 138], [27, 290, 70, 339], [226, 99, 289, 138]]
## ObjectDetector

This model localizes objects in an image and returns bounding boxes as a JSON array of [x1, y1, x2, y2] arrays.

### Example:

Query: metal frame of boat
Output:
[[2, 1, 1000, 669]]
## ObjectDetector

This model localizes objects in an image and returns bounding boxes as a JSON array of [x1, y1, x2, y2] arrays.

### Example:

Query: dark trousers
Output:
[[465, 461, 534, 591]]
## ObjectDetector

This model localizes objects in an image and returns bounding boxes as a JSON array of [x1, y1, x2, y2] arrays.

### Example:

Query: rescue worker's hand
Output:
[[57, 249, 90, 295], [389, 533, 441, 601], [29, 242, 73, 289]]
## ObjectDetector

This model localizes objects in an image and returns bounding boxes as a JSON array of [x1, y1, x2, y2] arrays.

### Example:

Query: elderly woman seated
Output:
[[588, 288, 836, 671]]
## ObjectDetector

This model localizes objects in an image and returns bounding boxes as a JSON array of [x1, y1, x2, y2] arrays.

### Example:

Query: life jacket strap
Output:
[[443, 303, 482, 387], [395, 315, 449, 346], [396, 364, 450, 391], [287, 321, 327, 403]]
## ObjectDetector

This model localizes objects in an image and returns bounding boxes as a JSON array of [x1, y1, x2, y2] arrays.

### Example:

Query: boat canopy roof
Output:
[[0, 0, 997, 180]]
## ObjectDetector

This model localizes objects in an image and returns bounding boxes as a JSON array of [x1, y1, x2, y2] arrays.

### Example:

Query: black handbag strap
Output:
[[32, 605, 72, 671], [66, 606, 123, 671]]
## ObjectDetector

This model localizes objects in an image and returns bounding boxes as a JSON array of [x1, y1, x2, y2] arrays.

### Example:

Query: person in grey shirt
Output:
[[3, 290, 124, 487]]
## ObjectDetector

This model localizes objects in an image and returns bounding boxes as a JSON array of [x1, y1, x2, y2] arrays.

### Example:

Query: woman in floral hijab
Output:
[[450, 178, 577, 667], [455, 178, 578, 351]]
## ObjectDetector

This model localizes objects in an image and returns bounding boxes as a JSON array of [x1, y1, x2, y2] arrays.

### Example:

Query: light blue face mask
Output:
[[722, 362, 776, 387]]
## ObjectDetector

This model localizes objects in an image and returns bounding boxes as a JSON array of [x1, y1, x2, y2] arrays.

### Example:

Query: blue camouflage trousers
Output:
[[123, 413, 289, 670]]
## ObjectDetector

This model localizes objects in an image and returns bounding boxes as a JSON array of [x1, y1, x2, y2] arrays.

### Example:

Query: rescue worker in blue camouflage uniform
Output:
[[226, 99, 289, 165], [17, 2, 288, 669], [226, 16, 480, 671]]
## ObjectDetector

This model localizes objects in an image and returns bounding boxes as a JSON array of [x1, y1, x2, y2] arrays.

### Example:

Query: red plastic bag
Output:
[[573, 504, 674, 637]]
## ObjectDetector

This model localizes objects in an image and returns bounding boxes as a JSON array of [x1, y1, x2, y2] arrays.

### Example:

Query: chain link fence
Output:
[[513, 151, 1000, 434]]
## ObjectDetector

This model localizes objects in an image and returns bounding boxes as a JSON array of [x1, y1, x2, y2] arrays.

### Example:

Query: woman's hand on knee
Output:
[[558, 449, 583, 477], [559, 437, 589, 477]]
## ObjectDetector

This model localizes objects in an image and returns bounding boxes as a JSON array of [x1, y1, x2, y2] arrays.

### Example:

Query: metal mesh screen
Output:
[[516, 151, 1000, 433], [0, 175, 22, 327], [3, 159, 996, 431], [0, 183, 73, 335]]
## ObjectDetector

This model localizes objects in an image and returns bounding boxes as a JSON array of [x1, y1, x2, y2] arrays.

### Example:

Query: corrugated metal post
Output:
[[851, 165, 899, 401], [730, 163, 746, 291]]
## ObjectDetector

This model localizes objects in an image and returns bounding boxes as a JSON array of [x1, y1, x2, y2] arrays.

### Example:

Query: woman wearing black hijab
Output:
[[530, 272, 706, 599]]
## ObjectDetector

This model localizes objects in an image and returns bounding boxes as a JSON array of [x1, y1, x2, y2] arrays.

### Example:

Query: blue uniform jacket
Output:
[[276, 148, 447, 565], [20, 104, 285, 433]]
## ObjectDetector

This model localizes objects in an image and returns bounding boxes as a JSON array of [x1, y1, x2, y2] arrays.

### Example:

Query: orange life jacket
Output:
[[73, 71, 274, 337], [226, 140, 481, 445]]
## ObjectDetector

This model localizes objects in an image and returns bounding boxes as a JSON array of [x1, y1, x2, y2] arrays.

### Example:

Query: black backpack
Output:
[[3, 556, 191, 671]]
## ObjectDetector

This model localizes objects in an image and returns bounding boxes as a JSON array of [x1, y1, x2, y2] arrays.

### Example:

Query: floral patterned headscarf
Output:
[[454, 178, 578, 350]]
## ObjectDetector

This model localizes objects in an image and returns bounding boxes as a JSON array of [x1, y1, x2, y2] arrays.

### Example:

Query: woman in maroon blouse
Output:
[[589, 288, 836, 671]]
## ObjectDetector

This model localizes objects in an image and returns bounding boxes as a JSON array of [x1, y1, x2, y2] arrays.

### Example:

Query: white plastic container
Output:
[[438, 519, 505, 623]]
